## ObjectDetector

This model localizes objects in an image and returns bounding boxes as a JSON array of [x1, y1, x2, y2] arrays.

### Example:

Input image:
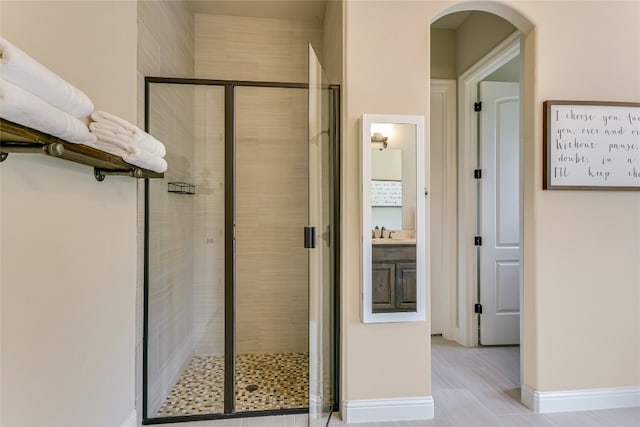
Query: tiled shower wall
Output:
[[195, 13, 323, 355], [235, 87, 309, 354], [146, 84, 196, 416], [193, 87, 225, 356], [137, 0, 195, 416], [195, 14, 323, 83]]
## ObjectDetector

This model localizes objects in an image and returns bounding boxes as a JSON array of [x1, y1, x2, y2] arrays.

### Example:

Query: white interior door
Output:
[[479, 81, 520, 346]]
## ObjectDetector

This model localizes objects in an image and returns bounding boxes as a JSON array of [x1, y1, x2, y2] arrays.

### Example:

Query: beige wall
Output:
[[431, 12, 516, 79], [343, 1, 432, 401], [0, 2, 138, 427], [430, 29, 456, 79], [343, 0, 640, 407], [525, 0, 639, 391], [455, 11, 516, 76]]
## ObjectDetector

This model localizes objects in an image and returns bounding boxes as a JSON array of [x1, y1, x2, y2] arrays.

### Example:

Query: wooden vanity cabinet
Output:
[[372, 244, 417, 313]]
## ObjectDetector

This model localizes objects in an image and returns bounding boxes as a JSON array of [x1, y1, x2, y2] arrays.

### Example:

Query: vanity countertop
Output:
[[372, 238, 416, 245]]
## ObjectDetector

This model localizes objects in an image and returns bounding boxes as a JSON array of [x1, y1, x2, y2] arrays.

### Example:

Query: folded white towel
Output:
[[84, 139, 128, 158], [89, 126, 133, 152], [122, 146, 168, 173], [0, 37, 94, 118], [90, 110, 166, 157], [91, 110, 139, 133], [90, 121, 132, 139], [0, 79, 96, 144]]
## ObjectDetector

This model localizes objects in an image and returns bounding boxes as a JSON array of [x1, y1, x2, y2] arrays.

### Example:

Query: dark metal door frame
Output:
[[142, 76, 340, 424]]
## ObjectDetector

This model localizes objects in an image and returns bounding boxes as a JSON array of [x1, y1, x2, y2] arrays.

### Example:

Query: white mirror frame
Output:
[[361, 114, 426, 323]]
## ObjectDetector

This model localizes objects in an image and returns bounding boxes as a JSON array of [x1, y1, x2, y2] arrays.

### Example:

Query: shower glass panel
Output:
[[308, 44, 336, 426], [145, 83, 226, 419], [144, 77, 338, 423], [235, 86, 309, 412]]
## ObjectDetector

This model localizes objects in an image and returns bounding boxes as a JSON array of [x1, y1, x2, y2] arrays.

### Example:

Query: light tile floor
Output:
[[161, 336, 640, 426]]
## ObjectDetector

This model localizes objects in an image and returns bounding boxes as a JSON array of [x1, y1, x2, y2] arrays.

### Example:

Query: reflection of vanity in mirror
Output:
[[361, 114, 425, 323]]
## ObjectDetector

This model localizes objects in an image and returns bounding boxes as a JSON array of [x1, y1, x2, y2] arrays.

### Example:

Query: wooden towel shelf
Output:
[[0, 118, 164, 181]]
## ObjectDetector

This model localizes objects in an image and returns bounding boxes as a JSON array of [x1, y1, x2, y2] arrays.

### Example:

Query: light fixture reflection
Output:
[[370, 123, 392, 150]]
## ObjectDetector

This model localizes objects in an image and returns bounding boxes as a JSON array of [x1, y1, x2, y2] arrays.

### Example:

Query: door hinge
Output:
[[474, 169, 482, 179], [474, 236, 482, 246], [474, 303, 483, 314], [474, 102, 482, 112]]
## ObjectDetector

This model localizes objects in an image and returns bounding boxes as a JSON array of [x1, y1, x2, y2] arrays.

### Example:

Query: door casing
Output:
[[429, 79, 458, 340], [456, 32, 521, 349]]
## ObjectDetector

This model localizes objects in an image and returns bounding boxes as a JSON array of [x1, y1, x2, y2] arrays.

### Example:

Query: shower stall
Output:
[[142, 48, 338, 424]]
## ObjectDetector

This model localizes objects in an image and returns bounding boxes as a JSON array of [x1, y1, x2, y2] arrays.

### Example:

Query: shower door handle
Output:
[[304, 226, 316, 249]]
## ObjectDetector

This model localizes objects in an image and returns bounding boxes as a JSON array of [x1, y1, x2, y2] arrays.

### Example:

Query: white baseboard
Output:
[[342, 396, 434, 423], [119, 409, 137, 427], [522, 384, 640, 413]]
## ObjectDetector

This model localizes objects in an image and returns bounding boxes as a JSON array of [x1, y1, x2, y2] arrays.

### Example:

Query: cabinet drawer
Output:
[[372, 244, 416, 263]]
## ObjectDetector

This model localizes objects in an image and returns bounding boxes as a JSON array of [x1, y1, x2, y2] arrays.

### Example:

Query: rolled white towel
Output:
[[0, 37, 94, 118], [122, 146, 168, 173], [0, 79, 96, 144], [91, 110, 166, 157]]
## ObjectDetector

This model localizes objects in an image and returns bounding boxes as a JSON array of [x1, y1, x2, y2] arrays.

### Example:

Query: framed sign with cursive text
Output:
[[543, 100, 640, 190]]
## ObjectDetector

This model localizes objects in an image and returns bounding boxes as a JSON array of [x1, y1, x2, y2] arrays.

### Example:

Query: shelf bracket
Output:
[[0, 143, 62, 162], [94, 167, 146, 182], [94, 168, 106, 182], [44, 142, 65, 157]]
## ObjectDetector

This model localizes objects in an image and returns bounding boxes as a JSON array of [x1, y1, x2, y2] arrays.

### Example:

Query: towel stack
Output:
[[0, 37, 96, 144], [89, 111, 168, 173], [0, 37, 168, 173]]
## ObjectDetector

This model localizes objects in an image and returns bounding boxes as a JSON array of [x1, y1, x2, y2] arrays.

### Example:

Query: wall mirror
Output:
[[361, 114, 425, 323]]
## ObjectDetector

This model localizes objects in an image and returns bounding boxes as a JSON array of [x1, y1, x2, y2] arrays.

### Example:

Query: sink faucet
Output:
[[388, 231, 396, 239], [380, 226, 386, 238]]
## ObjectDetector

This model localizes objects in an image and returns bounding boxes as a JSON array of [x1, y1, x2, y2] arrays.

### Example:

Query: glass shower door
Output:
[[235, 86, 309, 413], [308, 44, 335, 426], [144, 82, 227, 420]]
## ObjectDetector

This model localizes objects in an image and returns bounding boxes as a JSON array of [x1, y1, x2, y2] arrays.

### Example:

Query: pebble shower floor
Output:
[[156, 352, 309, 416]]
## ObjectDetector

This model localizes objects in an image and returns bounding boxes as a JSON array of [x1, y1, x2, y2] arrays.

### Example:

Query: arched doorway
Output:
[[429, 1, 535, 409]]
